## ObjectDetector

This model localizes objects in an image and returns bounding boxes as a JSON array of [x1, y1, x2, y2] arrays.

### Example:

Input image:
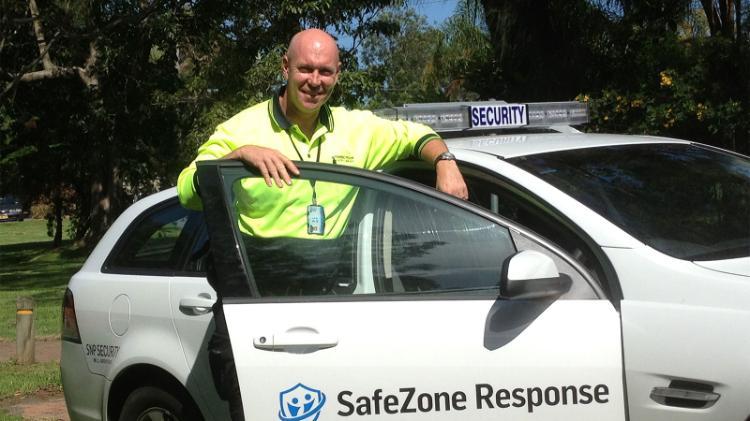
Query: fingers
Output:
[[226, 146, 299, 188], [435, 162, 468, 200], [257, 164, 274, 187], [265, 154, 298, 187], [439, 182, 469, 200]]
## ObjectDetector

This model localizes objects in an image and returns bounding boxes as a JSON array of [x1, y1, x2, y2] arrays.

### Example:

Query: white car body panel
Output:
[[610, 245, 750, 420], [693, 257, 750, 277], [225, 300, 626, 420], [447, 137, 750, 420], [447, 132, 689, 159], [169, 276, 230, 420]]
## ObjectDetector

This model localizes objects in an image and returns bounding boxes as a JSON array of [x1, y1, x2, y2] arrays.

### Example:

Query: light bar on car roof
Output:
[[374, 101, 589, 132]]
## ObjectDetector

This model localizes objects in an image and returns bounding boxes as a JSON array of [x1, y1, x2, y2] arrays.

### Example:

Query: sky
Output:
[[409, 0, 459, 25], [335, 0, 459, 50]]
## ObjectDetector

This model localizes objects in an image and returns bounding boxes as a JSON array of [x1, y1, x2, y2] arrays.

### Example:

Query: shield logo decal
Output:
[[278, 383, 326, 421]]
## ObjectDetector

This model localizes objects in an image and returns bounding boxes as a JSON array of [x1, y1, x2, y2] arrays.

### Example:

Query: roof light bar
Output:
[[374, 101, 589, 132]]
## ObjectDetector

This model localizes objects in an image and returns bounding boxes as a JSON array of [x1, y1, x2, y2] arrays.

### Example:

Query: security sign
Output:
[[469, 104, 528, 129], [279, 383, 327, 421]]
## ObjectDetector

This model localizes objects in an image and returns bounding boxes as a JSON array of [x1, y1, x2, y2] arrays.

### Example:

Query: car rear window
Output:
[[104, 200, 206, 275], [510, 143, 750, 261]]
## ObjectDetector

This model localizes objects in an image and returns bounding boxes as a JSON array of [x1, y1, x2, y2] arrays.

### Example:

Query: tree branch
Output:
[[19, 67, 80, 82], [0, 30, 60, 100], [28, 0, 54, 70]]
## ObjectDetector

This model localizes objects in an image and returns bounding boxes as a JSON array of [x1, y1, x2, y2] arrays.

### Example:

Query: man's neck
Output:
[[279, 93, 318, 140]]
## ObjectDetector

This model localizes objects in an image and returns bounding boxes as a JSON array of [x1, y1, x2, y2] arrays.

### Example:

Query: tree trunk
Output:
[[736, 0, 743, 41], [53, 190, 63, 247]]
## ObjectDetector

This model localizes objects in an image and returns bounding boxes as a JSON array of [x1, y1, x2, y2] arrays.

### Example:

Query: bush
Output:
[[580, 37, 749, 154]]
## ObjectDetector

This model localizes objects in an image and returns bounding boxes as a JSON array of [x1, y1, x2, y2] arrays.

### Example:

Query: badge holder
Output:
[[288, 134, 326, 235], [307, 189, 325, 235]]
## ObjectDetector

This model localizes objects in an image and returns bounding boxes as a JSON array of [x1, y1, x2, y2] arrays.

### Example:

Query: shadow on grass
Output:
[[0, 241, 91, 290]]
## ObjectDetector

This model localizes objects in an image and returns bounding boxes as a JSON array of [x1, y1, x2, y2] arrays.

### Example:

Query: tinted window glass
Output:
[[380, 192, 514, 293], [511, 144, 750, 260], [388, 165, 600, 297], [229, 175, 515, 297], [107, 202, 203, 273]]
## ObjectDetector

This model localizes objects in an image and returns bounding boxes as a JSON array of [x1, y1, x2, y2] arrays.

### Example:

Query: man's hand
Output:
[[435, 160, 469, 200], [223, 145, 300, 187]]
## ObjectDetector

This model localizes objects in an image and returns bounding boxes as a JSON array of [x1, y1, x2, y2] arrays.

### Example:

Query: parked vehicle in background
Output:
[[0, 195, 24, 222]]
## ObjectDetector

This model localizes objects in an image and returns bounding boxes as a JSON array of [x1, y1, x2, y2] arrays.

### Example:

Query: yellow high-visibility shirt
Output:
[[177, 92, 439, 239]]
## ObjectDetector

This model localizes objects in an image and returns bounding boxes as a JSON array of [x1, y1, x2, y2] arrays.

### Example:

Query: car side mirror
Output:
[[500, 250, 572, 300]]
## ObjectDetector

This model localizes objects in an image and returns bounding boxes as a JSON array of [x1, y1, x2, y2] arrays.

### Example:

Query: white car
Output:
[[61, 101, 750, 421]]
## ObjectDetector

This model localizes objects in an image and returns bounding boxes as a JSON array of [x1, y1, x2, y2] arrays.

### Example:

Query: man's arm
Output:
[[420, 138, 469, 200]]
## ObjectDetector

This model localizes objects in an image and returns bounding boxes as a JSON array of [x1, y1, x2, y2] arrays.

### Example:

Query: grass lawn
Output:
[[0, 360, 61, 420], [0, 219, 88, 339], [0, 219, 85, 418], [0, 361, 61, 397]]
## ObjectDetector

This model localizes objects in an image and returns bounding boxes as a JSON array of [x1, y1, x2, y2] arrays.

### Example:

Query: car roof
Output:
[[445, 131, 691, 159]]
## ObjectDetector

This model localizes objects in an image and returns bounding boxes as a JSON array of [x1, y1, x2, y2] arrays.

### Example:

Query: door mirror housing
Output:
[[501, 250, 572, 300]]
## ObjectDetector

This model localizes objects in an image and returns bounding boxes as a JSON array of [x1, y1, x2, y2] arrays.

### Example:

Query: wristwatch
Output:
[[433, 151, 456, 167]]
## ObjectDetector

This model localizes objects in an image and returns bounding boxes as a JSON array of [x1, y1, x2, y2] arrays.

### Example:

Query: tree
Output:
[[1, 0, 403, 246], [475, 0, 748, 152], [353, 1, 494, 107], [359, 8, 445, 107], [699, 0, 744, 39], [478, 0, 613, 101]]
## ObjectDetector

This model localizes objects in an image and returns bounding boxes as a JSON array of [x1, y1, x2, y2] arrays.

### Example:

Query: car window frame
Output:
[[102, 197, 207, 277], [385, 159, 623, 305], [196, 160, 606, 303]]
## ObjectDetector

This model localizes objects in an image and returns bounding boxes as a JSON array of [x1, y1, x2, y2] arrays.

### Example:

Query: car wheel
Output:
[[119, 385, 203, 421]]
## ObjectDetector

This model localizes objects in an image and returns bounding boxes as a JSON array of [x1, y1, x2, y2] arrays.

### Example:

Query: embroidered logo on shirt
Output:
[[332, 154, 355, 164]]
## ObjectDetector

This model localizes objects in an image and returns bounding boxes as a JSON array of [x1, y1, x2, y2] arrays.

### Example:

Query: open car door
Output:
[[196, 160, 627, 421]]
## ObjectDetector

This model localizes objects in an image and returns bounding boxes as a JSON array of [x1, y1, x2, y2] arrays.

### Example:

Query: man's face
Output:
[[283, 40, 340, 116]]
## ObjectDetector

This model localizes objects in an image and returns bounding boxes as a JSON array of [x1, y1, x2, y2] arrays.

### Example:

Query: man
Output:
[[178, 28, 467, 420]]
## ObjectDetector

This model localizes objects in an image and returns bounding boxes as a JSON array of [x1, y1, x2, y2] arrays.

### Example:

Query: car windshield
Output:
[[0, 196, 18, 205], [509, 143, 750, 261]]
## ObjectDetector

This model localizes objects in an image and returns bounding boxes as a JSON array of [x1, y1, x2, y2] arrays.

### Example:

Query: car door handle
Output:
[[253, 330, 338, 353], [179, 295, 215, 315], [650, 387, 720, 408]]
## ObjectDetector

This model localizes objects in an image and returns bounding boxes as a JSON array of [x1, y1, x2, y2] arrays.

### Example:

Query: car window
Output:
[[220, 167, 597, 299], [104, 200, 206, 275], [388, 164, 604, 295]]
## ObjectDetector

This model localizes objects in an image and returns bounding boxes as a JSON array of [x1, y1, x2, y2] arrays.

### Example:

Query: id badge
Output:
[[307, 204, 325, 235]]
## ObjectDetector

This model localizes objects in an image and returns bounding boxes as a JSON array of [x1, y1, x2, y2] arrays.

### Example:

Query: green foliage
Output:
[[475, 0, 748, 152], [1, 0, 747, 246], [581, 34, 749, 154], [356, 2, 494, 107], [1, 0, 403, 244], [437, 5, 495, 101]]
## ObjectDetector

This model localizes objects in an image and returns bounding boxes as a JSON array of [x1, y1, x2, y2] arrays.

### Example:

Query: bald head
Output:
[[280, 29, 341, 125], [287, 28, 340, 63]]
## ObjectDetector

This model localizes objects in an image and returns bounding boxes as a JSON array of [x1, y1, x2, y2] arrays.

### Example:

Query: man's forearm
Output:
[[419, 138, 468, 199], [419, 137, 450, 165]]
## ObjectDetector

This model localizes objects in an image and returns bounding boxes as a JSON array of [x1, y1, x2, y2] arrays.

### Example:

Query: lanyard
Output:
[[287, 132, 323, 204]]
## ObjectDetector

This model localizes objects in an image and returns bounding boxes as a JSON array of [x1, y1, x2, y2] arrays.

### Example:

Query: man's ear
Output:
[[282, 55, 290, 80], [333, 61, 342, 82]]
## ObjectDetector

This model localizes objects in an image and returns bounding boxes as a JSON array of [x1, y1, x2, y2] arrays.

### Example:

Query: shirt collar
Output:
[[269, 85, 334, 132]]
